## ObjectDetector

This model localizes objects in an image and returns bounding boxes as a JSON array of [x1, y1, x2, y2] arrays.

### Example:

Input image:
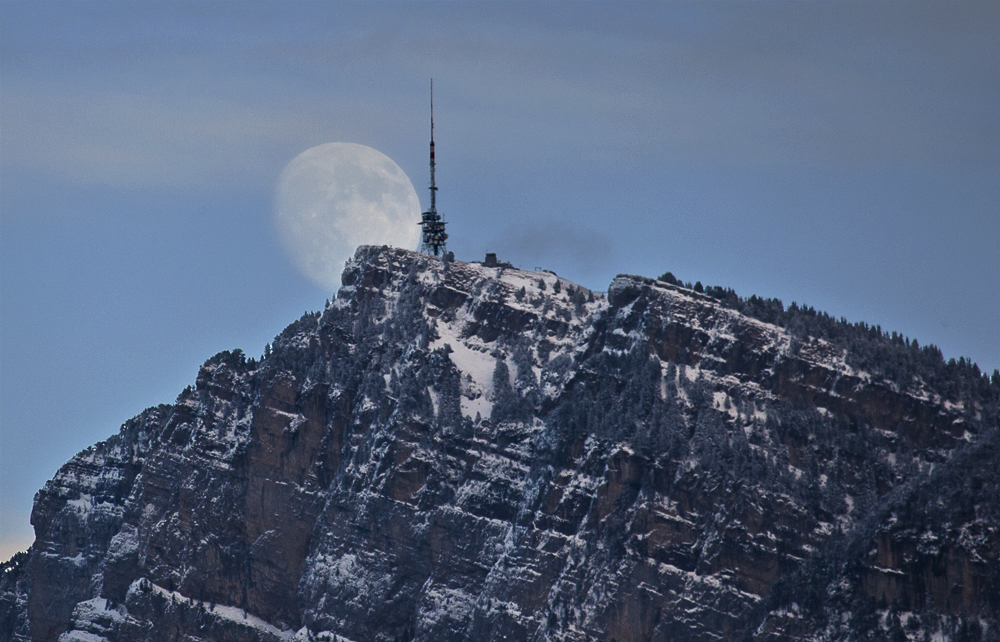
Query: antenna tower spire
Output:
[[420, 79, 447, 256], [430, 78, 435, 212]]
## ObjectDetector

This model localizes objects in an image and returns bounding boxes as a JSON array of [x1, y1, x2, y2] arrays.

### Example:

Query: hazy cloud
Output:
[[2, 2, 995, 193], [488, 221, 613, 280], [1, 80, 326, 190]]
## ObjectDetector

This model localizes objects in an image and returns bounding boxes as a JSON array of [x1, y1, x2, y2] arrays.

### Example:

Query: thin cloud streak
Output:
[[488, 222, 614, 281], [3, 2, 995, 193]]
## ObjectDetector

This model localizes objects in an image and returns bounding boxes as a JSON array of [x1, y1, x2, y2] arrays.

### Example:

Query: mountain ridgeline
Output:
[[2, 246, 997, 642]]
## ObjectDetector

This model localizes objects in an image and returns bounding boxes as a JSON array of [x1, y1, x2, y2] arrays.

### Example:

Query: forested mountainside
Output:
[[2, 245, 997, 642]]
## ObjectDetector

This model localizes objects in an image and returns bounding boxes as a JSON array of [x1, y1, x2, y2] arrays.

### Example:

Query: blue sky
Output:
[[1, 1, 997, 560]]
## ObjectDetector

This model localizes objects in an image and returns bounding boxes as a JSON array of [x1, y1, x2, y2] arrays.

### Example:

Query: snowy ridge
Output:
[[8, 246, 996, 642]]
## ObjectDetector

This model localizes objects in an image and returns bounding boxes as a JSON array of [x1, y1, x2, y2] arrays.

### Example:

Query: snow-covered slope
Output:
[[2, 246, 996, 642]]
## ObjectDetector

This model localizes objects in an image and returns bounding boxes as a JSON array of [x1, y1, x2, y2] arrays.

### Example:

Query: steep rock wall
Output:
[[3, 246, 995, 642]]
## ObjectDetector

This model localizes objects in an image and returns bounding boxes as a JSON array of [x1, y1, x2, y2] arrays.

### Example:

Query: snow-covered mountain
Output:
[[2, 246, 997, 642]]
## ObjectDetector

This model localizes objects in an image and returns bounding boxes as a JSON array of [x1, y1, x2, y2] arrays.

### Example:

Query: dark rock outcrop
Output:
[[2, 246, 996, 642]]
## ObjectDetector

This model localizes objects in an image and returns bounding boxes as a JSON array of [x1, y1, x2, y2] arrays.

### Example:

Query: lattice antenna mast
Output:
[[430, 80, 436, 212], [420, 79, 447, 256]]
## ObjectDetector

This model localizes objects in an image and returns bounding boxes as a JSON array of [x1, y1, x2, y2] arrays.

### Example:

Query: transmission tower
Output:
[[419, 79, 448, 256]]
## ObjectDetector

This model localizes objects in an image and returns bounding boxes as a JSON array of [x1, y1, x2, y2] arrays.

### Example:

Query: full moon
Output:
[[274, 143, 422, 290]]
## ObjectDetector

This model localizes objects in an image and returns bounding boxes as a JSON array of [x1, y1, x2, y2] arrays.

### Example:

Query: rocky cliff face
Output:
[[2, 246, 997, 642]]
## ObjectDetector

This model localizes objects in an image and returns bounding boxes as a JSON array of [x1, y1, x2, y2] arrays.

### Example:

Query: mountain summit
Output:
[[2, 246, 997, 642]]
